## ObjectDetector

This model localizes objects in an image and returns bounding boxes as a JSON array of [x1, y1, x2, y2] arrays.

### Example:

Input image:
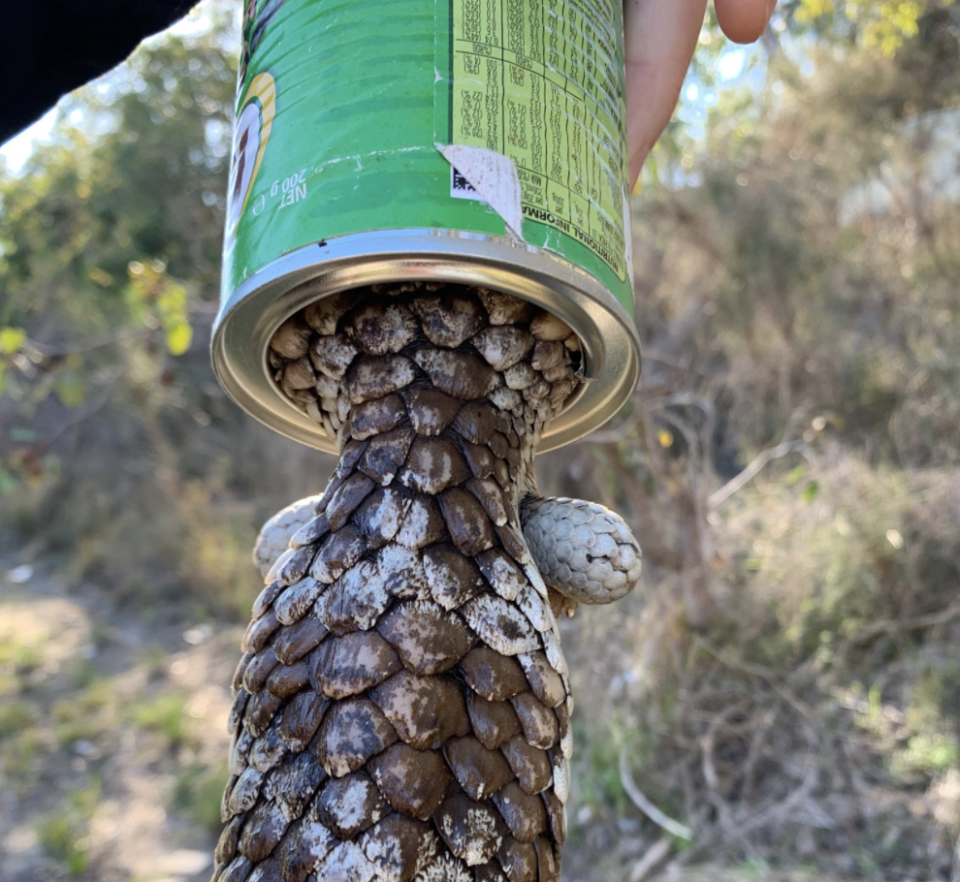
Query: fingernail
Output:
[[765, 0, 777, 23]]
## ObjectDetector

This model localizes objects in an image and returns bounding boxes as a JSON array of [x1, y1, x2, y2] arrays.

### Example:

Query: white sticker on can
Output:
[[436, 143, 524, 239]]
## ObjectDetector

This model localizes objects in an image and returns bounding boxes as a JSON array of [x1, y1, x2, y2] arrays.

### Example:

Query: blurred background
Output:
[[1, 1, 958, 879]]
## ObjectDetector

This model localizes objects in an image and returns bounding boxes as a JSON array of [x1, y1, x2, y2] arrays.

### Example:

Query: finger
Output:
[[715, 0, 776, 44], [624, 0, 708, 187]]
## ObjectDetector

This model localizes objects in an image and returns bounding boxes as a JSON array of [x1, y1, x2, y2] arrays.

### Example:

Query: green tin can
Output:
[[213, 0, 640, 453]]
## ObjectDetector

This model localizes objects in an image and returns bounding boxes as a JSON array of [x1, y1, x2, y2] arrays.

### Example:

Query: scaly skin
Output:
[[256, 495, 641, 611], [212, 283, 639, 882]]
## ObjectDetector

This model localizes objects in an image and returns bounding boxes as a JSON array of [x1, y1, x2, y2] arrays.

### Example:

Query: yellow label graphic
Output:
[[226, 71, 276, 244], [451, 0, 628, 280]]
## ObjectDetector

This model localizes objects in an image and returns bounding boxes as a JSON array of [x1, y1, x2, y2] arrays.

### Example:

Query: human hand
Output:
[[624, 0, 777, 187]]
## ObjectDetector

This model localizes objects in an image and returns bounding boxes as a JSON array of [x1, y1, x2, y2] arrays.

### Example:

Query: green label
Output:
[[222, 0, 633, 319], [448, 0, 629, 282]]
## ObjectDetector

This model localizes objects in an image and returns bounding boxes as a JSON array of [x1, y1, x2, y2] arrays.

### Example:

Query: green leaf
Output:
[[785, 466, 806, 488], [0, 327, 26, 355], [165, 322, 193, 356], [801, 480, 820, 504], [54, 371, 87, 409]]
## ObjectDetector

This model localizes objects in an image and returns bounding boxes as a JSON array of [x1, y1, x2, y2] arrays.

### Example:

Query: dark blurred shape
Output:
[[1, 0, 197, 144]]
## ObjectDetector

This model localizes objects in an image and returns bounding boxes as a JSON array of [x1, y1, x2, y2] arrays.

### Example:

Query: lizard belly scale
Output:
[[212, 284, 580, 882]]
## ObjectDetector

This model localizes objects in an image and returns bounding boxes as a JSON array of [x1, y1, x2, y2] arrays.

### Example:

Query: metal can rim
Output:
[[212, 228, 640, 454]]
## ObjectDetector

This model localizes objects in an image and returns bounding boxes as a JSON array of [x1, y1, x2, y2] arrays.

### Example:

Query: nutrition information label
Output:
[[450, 0, 628, 280]]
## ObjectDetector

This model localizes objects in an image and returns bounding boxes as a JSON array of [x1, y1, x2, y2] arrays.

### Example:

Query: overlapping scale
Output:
[[213, 285, 580, 882]]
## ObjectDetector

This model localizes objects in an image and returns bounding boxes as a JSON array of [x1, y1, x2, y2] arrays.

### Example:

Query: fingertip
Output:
[[715, 0, 775, 45]]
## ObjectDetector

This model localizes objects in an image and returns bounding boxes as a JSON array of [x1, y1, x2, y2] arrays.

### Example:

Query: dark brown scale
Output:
[[225, 766, 266, 819], [311, 629, 401, 699], [461, 440, 497, 480], [310, 524, 366, 585], [410, 292, 486, 347], [317, 559, 391, 634], [335, 438, 369, 477], [248, 720, 288, 773], [359, 813, 440, 882], [534, 835, 560, 882], [491, 456, 511, 490], [273, 577, 323, 626], [239, 799, 287, 862], [317, 771, 390, 839], [345, 301, 417, 354], [232, 653, 253, 693], [423, 543, 486, 611], [493, 522, 529, 564], [394, 494, 447, 549], [466, 477, 511, 527], [437, 794, 504, 866], [476, 862, 511, 882], [443, 736, 515, 802], [529, 340, 565, 372], [218, 855, 253, 882], [281, 357, 316, 394], [502, 361, 538, 392], [358, 426, 416, 485], [452, 401, 499, 445], [243, 688, 284, 739], [439, 487, 498, 555], [349, 392, 407, 439], [370, 669, 470, 750], [377, 545, 430, 599], [499, 737, 552, 795], [471, 326, 536, 371], [216, 814, 244, 868], [368, 742, 454, 820], [411, 349, 498, 401], [345, 354, 418, 404], [279, 691, 329, 751], [242, 609, 280, 655], [271, 316, 313, 359], [466, 694, 523, 750], [518, 653, 566, 709], [290, 512, 330, 549], [376, 600, 474, 675], [252, 580, 284, 620], [403, 386, 462, 436], [459, 646, 529, 702], [510, 693, 559, 751], [324, 472, 375, 530], [276, 817, 337, 882], [355, 486, 413, 547], [315, 696, 399, 778], [497, 836, 538, 882], [265, 751, 325, 821], [461, 594, 539, 657], [272, 616, 328, 666], [476, 550, 525, 602], [493, 782, 547, 843], [309, 333, 358, 380], [475, 289, 537, 326], [266, 660, 310, 700], [398, 435, 471, 494], [227, 689, 249, 736], [540, 790, 566, 848], [277, 544, 318, 586], [215, 286, 580, 882]]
